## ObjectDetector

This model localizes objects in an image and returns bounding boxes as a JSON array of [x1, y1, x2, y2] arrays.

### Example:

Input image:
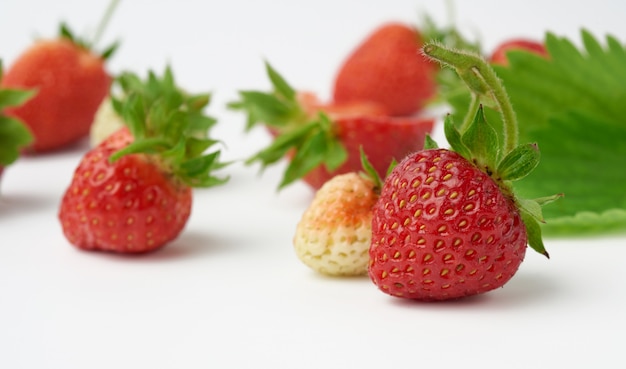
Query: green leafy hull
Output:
[[440, 30, 626, 236]]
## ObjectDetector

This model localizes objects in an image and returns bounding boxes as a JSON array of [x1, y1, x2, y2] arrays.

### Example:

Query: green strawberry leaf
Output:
[[265, 61, 296, 100], [496, 143, 540, 182], [359, 146, 383, 190], [514, 111, 626, 235], [520, 210, 549, 258], [460, 105, 500, 170], [0, 89, 36, 111], [0, 116, 33, 166], [442, 114, 470, 159], [109, 66, 228, 188], [423, 134, 439, 150], [59, 0, 121, 60], [230, 62, 348, 189], [439, 30, 626, 235], [0, 60, 34, 166], [276, 113, 347, 189]]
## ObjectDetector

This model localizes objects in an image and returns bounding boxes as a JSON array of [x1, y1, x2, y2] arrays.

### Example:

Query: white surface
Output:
[[2, 1, 626, 368]]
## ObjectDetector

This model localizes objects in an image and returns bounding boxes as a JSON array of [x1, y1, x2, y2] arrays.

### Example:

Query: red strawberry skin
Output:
[[2, 39, 111, 152], [303, 115, 434, 189], [368, 149, 527, 301], [58, 128, 192, 253], [332, 23, 437, 116], [490, 39, 547, 65]]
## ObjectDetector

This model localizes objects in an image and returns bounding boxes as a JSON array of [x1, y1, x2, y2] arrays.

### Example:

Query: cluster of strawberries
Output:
[[0, 12, 550, 301]]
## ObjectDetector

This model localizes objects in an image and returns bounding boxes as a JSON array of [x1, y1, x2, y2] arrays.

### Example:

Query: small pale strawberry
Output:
[[294, 172, 379, 276]]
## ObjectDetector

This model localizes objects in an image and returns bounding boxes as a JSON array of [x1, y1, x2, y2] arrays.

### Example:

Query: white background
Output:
[[1, 1, 626, 368]]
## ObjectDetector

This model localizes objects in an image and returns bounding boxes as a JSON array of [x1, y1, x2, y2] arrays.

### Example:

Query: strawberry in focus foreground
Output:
[[0, 60, 34, 188], [0, 4, 118, 153], [367, 43, 561, 301], [229, 62, 434, 190], [58, 68, 228, 253]]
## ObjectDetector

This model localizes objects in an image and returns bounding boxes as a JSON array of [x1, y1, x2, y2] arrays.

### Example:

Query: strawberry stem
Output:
[[91, 0, 121, 48], [422, 43, 519, 155]]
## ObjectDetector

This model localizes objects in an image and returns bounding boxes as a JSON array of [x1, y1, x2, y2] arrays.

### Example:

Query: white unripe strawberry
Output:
[[293, 172, 379, 276]]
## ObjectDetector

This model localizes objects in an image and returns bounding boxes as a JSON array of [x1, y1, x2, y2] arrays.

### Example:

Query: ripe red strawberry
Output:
[[489, 39, 547, 65], [0, 60, 35, 188], [369, 148, 529, 299], [332, 22, 437, 116], [229, 62, 434, 190], [294, 168, 380, 276], [367, 43, 561, 301], [58, 67, 227, 253], [59, 127, 193, 252], [1, 22, 116, 152]]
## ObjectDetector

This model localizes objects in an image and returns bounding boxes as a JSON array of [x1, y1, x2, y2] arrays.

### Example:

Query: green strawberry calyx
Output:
[[108, 66, 229, 188], [0, 60, 35, 167], [58, 0, 121, 60], [228, 61, 347, 189], [358, 146, 389, 195], [422, 43, 562, 258]]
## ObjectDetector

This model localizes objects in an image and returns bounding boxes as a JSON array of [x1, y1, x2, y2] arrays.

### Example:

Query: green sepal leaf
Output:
[[228, 61, 304, 132], [278, 113, 347, 189], [59, 22, 78, 44], [100, 40, 120, 60], [423, 134, 439, 150], [178, 150, 229, 187], [359, 146, 383, 190], [0, 89, 36, 111], [109, 66, 227, 188], [233, 91, 294, 130], [187, 112, 217, 137], [532, 193, 564, 207], [460, 105, 500, 170], [520, 210, 550, 258], [58, 22, 119, 60], [109, 137, 171, 162], [0, 60, 35, 166], [246, 122, 316, 168], [0, 116, 34, 166], [265, 61, 295, 100], [443, 114, 470, 159], [185, 137, 220, 158], [187, 93, 211, 111], [280, 131, 328, 189], [386, 158, 398, 178], [518, 198, 545, 223], [231, 61, 348, 190], [496, 143, 540, 181]]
